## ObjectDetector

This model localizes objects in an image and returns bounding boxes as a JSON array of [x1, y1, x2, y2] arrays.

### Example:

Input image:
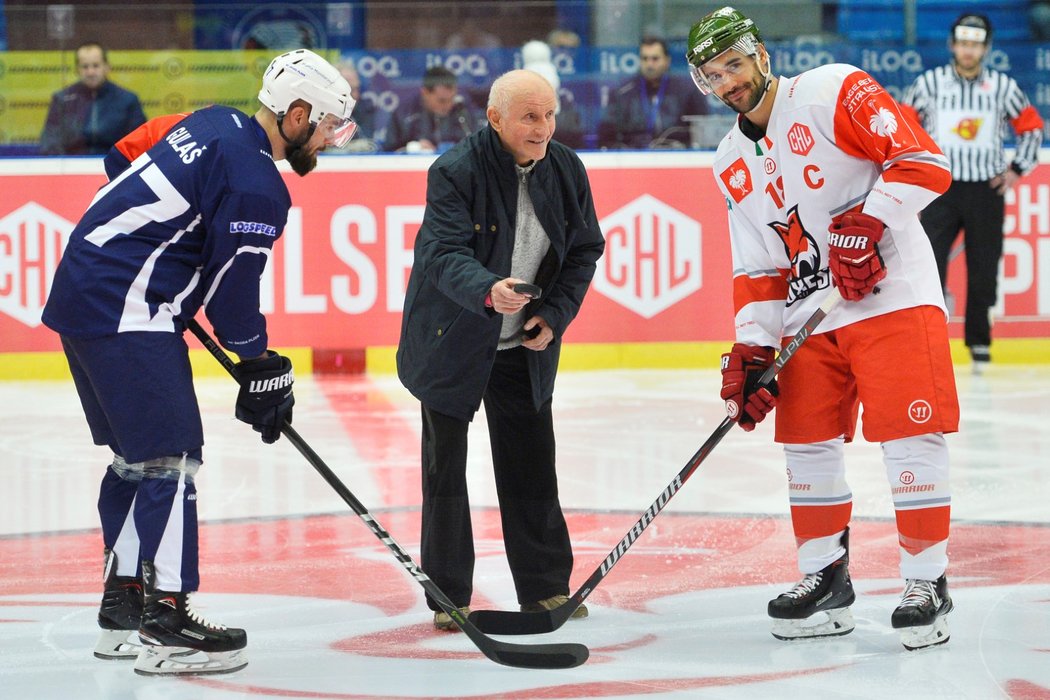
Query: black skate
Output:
[[133, 561, 247, 675], [891, 575, 953, 650], [768, 530, 856, 640], [94, 549, 145, 659]]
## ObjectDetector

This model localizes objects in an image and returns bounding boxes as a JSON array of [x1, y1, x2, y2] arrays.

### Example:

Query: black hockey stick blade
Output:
[[185, 319, 589, 669], [470, 593, 578, 636], [470, 292, 841, 635]]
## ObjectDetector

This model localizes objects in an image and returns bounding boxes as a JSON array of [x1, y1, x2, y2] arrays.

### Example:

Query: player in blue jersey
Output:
[[42, 49, 357, 676]]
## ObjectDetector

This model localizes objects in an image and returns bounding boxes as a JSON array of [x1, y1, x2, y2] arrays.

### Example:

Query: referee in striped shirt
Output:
[[901, 14, 1044, 373]]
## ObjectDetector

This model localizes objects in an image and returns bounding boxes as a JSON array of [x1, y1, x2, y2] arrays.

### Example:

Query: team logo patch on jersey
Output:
[[769, 204, 830, 306], [719, 158, 753, 203], [867, 103, 902, 147], [230, 221, 277, 237], [908, 399, 933, 424], [952, 117, 983, 140], [786, 123, 814, 156]]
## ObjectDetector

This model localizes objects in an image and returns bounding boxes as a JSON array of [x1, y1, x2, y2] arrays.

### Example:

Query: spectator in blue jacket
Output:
[[39, 42, 147, 155], [598, 36, 709, 149]]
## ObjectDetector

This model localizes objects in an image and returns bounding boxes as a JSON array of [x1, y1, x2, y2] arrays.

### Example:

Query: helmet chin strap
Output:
[[745, 71, 774, 114], [277, 113, 316, 149]]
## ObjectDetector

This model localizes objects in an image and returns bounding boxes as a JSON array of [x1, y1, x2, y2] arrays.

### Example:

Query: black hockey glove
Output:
[[235, 351, 294, 444]]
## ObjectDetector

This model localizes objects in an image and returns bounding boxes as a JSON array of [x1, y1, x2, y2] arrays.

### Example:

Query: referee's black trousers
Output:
[[921, 180, 1005, 350], [419, 346, 573, 611]]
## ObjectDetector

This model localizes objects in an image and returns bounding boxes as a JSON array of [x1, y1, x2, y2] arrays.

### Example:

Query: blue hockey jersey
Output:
[[43, 106, 290, 359]]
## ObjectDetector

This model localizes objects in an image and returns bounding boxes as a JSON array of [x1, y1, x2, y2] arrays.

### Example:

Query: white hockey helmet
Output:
[[258, 49, 358, 147]]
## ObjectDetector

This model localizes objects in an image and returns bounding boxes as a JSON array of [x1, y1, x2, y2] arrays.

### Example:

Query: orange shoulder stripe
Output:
[[832, 70, 948, 194], [115, 113, 191, 162]]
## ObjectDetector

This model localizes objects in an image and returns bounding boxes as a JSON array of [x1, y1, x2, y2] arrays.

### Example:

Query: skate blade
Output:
[[94, 630, 195, 660], [899, 615, 950, 651], [133, 646, 248, 675], [771, 607, 855, 640], [94, 629, 143, 659]]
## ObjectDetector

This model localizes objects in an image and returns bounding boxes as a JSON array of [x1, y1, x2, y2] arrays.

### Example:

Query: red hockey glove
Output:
[[720, 343, 778, 431], [827, 211, 887, 301]]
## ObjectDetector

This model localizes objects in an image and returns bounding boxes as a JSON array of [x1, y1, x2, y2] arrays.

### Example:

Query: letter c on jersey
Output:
[[803, 164, 824, 190]]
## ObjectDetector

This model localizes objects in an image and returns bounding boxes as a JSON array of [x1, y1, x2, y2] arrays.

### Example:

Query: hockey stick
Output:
[[186, 319, 589, 669], [470, 291, 842, 635]]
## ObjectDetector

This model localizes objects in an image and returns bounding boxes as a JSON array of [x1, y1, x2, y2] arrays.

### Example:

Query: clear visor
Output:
[[690, 62, 715, 95], [689, 50, 751, 96], [317, 112, 358, 148]]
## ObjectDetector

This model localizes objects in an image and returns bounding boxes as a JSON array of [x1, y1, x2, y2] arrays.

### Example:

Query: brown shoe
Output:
[[520, 594, 588, 619], [433, 606, 471, 631]]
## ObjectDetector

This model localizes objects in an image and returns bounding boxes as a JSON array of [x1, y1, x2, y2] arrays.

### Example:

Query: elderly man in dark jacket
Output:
[[397, 69, 605, 630]]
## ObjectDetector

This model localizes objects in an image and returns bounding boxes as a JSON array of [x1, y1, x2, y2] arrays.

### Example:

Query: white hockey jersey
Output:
[[711, 64, 952, 347]]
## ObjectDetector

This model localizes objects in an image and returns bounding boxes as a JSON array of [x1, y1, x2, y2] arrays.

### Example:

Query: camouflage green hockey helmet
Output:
[[686, 7, 763, 93]]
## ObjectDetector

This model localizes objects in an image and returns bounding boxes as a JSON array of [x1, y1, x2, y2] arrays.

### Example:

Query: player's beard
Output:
[[282, 122, 319, 177], [725, 72, 770, 115], [286, 140, 318, 177]]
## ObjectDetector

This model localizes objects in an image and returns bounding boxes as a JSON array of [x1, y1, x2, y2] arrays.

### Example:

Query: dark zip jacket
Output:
[[396, 125, 605, 420]]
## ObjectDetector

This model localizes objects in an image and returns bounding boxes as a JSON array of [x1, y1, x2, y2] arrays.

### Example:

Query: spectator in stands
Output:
[[39, 42, 146, 156], [383, 66, 477, 153], [900, 14, 1044, 373], [1030, 0, 1050, 39], [445, 7, 501, 50], [598, 36, 709, 149], [335, 59, 379, 152], [547, 28, 582, 50]]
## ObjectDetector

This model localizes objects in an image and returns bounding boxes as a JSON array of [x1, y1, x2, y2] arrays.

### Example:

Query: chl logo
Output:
[[0, 202, 74, 327], [787, 123, 814, 156], [594, 194, 701, 319]]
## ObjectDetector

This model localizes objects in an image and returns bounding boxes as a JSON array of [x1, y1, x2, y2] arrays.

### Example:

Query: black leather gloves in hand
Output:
[[720, 343, 778, 431], [235, 351, 294, 444]]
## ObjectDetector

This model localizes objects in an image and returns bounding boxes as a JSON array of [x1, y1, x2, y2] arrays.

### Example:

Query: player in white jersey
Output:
[[900, 14, 1044, 373], [686, 7, 960, 650], [42, 49, 356, 675]]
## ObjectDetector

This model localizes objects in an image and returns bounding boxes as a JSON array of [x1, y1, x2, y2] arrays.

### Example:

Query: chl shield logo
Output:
[[0, 203, 74, 327], [787, 123, 814, 156], [719, 158, 752, 204], [769, 204, 829, 306], [594, 194, 701, 319]]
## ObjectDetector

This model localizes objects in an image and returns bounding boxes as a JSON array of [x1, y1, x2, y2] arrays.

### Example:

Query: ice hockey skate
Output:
[[94, 549, 145, 660], [891, 575, 953, 650], [133, 562, 247, 675], [768, 532, 856, 640]]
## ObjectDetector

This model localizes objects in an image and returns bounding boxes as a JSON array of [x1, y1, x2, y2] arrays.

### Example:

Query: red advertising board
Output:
[[1, 152, 1048, 354]]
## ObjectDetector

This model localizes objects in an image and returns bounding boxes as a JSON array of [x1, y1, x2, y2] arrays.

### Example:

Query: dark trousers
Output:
[[920, 180, 1005, 349], [419, 347, 573, 610]]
